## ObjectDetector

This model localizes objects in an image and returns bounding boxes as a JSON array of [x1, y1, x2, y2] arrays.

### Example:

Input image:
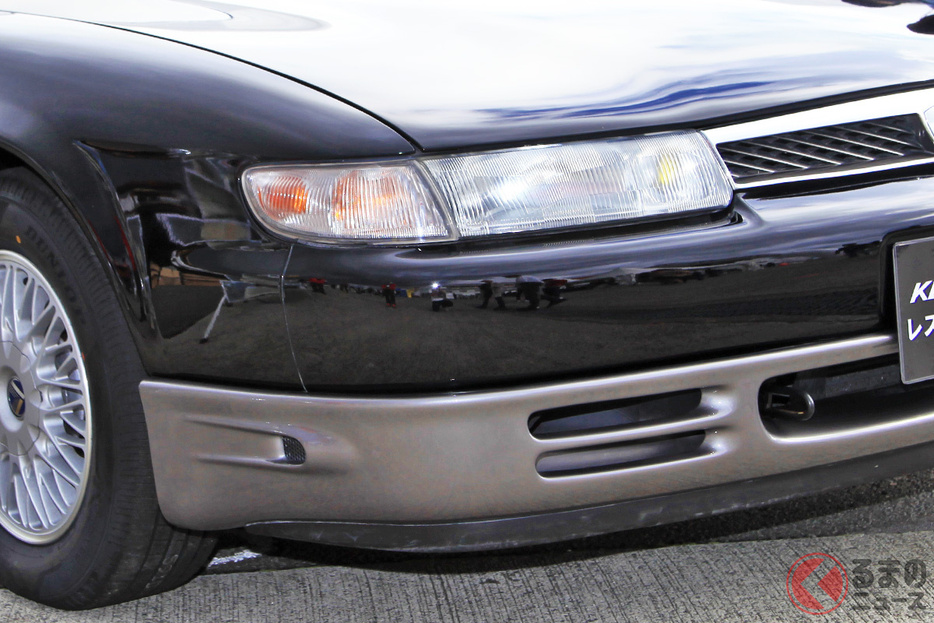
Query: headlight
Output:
[[242, 131, 732, 244]]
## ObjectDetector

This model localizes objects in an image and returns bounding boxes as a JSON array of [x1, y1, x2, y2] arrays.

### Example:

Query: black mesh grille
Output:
[[278, 436, 306, 465], [717, 114, 934, 184]]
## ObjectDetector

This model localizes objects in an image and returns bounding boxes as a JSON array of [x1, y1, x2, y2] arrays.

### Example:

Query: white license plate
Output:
[[894, 236, 934, 383]]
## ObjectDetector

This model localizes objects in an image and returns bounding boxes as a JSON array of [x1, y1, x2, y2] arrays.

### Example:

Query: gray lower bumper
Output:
[[139, 333, 934, 546], [242, 439, 934, 552]]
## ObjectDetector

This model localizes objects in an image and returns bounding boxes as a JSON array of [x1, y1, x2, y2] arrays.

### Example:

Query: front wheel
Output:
[[0, 249, 94, 544], [0, 168, 215, 609]]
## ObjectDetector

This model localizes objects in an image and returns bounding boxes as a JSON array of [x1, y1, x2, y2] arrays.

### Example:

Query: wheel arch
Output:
[[0, 134, 154, 367]]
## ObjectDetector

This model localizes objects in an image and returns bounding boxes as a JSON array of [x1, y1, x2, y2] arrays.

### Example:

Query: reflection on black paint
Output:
[[89, 145, 295, 385], [279, 175, 934, 390], [909, 14, 934, 33]]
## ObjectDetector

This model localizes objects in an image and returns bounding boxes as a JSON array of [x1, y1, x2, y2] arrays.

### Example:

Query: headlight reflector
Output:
[[242, 131, 731, 243]]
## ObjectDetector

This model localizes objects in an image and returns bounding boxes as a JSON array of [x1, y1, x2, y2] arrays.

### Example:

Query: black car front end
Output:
[[3, 0, 934, 558]]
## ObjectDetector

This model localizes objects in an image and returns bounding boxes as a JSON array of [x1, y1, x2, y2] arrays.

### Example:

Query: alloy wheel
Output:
[[0, 250, 92, 544]]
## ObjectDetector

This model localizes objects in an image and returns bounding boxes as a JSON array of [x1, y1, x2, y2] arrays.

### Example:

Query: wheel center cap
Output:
[[7, 377, 25, 419]]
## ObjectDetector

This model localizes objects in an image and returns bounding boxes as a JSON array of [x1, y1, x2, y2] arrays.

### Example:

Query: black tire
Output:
[[0, 168, 216, 609]]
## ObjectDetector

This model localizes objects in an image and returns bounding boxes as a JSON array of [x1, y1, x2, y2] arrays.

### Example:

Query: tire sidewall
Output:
[[0, 175, 136, 602]]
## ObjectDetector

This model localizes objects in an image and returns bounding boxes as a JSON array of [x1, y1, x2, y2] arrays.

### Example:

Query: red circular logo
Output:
[[787, 553, 849, 615]]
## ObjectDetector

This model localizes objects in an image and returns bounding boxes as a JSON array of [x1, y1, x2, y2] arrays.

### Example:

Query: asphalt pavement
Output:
[[4, 469, 934, 622]]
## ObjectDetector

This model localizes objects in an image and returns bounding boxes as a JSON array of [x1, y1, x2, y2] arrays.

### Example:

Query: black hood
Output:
[[6, 0, 934, 150]]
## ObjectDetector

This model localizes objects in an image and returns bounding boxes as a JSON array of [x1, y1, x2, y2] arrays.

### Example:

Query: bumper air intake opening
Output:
[[760, 355, 934, 437], [528, 389, 703, 440], [536, 431, 707, 478], [273, 435, 307, 466]]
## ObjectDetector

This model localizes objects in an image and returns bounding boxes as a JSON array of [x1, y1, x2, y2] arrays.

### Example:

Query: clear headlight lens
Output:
[[423, 132, 732, 237], [242, 131, 732, 243]]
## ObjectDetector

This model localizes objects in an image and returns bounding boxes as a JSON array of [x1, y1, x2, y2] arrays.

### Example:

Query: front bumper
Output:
[[140, 332, 934, 550]]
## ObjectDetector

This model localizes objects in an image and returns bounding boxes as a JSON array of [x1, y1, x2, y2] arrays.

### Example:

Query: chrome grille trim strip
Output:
[[728, 155, 934, 190], [718, 157, 775, 174], [793, 132, 879, 159], [742, 140, 844, 165], [704, 88, 934, 189], [842, 126, 916, 150], [717, 144, 810, 170]]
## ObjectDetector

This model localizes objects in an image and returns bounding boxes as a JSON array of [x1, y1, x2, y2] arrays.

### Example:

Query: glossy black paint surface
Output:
[[0, 13, 411, 386], [0, 5, 932, 390], [7, 0, 934, 150], [282, 174, 934, 390]]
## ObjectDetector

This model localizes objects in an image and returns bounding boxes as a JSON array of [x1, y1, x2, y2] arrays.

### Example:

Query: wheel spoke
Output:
[[18, 459, 49, 530], [23, 303, 54, 345], [39, 315, 64, 350], [39, 377, 83, 392], [37, 463, 68, 517], [0, 268, 15, 344], [44, 402, 87, 437], [12, 472, 30, 525], [43, 452, 80, 489], [0, 453, 11, 512], [10, 271, 30, 347]]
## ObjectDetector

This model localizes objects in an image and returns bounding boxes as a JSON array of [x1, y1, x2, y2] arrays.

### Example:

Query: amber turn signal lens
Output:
[[242, 163, 450, 243], [331, 170, 408, 227], [253, 175, 309, 219]]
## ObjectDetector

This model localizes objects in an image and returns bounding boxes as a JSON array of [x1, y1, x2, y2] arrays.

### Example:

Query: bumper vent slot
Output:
[[536, 431, 706, 478], [717, 114, 934, 185], [273, 435, 306, 466], [760, 356, 934, 437], [528, 390, 702, 440]]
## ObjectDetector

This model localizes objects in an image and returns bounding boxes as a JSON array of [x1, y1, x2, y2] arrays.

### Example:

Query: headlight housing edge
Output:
[[241, 130, 733, 245]]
